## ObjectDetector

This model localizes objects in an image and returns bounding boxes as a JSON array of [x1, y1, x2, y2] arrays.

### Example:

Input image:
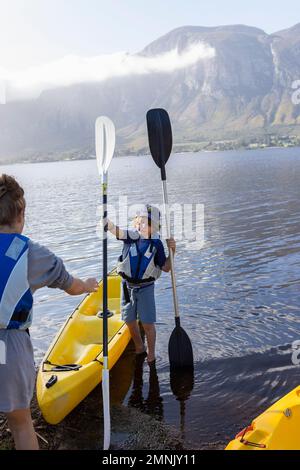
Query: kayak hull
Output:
[[37, 271, 131, 425], [226, 385, 300, 450]]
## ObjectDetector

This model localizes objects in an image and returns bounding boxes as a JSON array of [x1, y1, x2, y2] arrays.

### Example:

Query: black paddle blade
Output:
[[168, 326, 194, 370], [170, 367, 194, 401], [146, 109, 173, 176]]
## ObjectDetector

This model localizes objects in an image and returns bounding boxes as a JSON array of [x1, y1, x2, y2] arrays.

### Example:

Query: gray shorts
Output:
[[0, 330, 36, 413], [121, 282, 156, 324]]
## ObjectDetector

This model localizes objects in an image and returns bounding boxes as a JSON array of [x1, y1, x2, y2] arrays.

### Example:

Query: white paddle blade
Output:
[[102, 369, 111, 450], [95, 116, 116, 175]]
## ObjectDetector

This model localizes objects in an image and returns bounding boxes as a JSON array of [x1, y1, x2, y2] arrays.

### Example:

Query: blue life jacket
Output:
[[117, 238, 162, 285], [0, 234, 33, 330]]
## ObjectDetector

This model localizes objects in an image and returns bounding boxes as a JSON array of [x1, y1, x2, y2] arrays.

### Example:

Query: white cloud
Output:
[[0, 42, 215, 102]]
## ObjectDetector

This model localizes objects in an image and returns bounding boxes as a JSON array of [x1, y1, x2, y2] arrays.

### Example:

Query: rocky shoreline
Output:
[[0, 346, 225, 451], [0, 387, 186, 451]]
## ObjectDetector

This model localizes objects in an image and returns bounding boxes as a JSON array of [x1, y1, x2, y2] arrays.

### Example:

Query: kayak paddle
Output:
[[95, 116, 116, 450], [146, 108, 194, 370]]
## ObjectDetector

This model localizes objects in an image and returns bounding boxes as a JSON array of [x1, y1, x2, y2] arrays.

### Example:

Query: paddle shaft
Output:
[[102, 173, 108, 361], [102, 172, 110, 450], [155, 111, 180, 323], [162, 179, 180, 322], [95, 116, 115, 450]]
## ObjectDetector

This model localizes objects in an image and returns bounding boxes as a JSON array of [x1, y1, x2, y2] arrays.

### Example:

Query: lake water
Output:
[[1, 147, 300, 448]]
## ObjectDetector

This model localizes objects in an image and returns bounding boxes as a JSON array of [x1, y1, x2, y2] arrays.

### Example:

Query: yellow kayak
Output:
[[37, 271, 131, 425], [226, 385, 300, 450]]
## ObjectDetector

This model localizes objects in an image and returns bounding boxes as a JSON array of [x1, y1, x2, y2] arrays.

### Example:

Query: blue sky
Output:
[[0, 0, 299, 70]]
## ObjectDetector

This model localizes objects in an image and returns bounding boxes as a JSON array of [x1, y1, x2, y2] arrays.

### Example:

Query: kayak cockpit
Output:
[[43, 273, 124, 369]]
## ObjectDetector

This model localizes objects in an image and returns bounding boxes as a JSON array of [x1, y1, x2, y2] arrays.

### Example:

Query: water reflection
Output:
[[170, 368, 194, 441], [128, 355, 164, 421], [126, 350, 195, 441]]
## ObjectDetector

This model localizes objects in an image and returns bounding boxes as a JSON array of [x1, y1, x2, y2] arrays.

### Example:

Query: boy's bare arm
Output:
[[107, 219, 125, 239], [65, 278, 98, 295]]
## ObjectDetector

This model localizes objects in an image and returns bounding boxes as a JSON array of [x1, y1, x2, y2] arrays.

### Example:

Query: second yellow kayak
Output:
[[37, 271, 131, 425], [226, 385, 300, 450]]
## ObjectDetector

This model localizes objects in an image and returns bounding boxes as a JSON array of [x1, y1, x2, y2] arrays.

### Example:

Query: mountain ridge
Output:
[[0, 23, 300, 162]]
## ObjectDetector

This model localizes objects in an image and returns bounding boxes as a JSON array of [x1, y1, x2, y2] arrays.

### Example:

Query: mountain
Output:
[[0, 23, 300, 162]]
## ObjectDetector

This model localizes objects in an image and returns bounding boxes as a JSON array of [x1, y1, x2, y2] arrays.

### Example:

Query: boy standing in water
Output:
[[107, 205, 176, 364], [0, 174, 98, 450]]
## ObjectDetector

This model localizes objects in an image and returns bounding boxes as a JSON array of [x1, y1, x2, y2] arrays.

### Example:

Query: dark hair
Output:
[[0, 174, 26, 226]]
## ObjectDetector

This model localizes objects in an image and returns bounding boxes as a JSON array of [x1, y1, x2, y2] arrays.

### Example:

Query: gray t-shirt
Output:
[[27, 240, 74, 293], [0, 239, 74, 413]]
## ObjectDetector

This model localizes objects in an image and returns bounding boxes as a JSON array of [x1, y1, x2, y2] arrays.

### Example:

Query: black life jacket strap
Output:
[[122, 282, 131, 304], [120, 273, 155, 285], [11, 309, 30, 323]]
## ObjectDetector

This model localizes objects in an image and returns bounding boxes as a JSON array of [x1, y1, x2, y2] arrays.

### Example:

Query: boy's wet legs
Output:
[[142, 323, 156, 363], [126, 320, 145, 354]]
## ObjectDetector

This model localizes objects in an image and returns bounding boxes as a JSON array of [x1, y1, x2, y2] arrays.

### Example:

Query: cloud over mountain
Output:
[[1, 42, 215, 102]]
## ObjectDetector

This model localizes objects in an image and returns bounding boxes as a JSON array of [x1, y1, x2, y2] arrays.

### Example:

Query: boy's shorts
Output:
[[0, 329, 36, 413], [121, 282, 156, 324]]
